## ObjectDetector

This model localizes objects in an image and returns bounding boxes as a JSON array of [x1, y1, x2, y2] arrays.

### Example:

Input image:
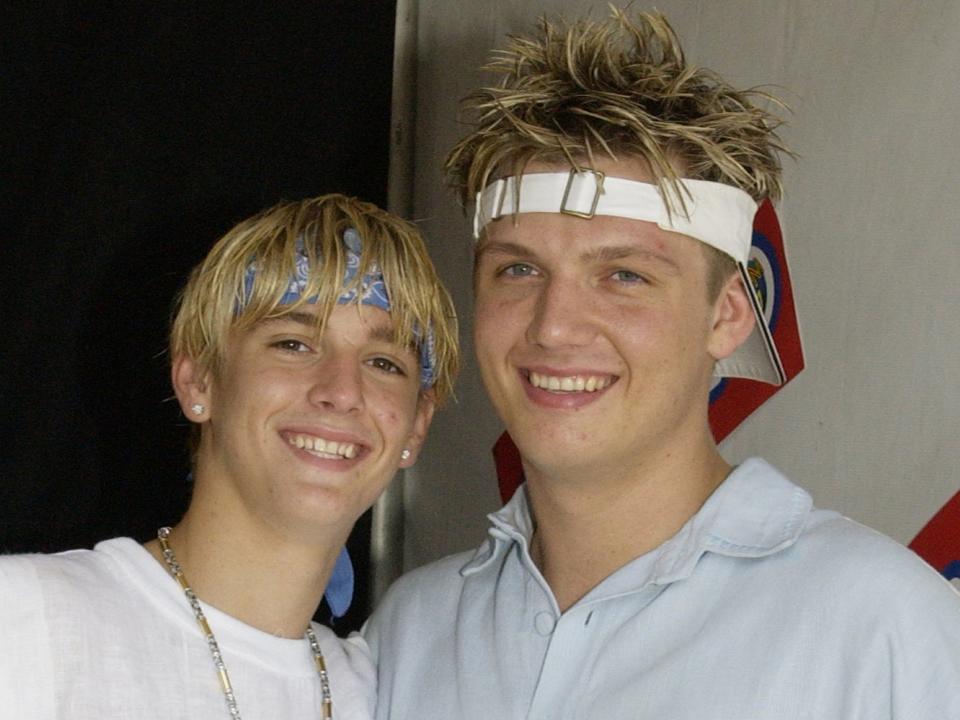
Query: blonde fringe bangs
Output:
[[170, 194, 459, 404], [446, 7, 789, 206]]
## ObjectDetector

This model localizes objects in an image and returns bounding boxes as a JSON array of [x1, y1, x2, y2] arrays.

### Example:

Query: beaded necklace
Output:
[[157, 527, 333, 719]]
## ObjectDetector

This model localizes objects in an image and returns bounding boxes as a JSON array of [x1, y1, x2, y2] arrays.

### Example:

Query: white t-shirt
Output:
[[0, 538, 375, 719]]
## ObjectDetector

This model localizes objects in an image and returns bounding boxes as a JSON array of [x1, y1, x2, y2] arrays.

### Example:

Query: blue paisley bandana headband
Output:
[[243, 227, 438, 390]]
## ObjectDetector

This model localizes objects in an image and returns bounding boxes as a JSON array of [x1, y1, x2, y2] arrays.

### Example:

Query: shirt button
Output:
[[534, 611, 556, 636]]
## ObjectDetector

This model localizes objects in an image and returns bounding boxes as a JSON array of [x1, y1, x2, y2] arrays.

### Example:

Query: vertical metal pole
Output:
[[371, 0, 418, 605]]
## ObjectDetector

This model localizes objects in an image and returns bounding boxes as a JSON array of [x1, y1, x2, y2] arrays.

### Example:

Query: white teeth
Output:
[[528, 371, 612, 393], [287, 434, 358, 459]]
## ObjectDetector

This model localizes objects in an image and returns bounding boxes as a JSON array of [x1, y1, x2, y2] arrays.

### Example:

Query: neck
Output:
[[145, 509, 344, 638], [524, 432, 730, 612]]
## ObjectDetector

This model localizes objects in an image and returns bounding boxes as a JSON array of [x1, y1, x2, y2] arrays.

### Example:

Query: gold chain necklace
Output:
[[157, 527, 333, 719]]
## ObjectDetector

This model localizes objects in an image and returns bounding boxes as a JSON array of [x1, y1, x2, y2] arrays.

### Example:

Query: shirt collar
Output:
[[459, 486, 536, 574], [460, 457, 813, 587]]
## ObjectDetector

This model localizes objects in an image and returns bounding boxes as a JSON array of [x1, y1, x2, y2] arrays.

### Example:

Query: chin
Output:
[[283, 483, 360, 518], [512, 436, 593, 477]]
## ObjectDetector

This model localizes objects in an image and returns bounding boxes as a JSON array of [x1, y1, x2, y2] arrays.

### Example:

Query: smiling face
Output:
[[174, 304, 433, 540], [473, 159, 751, 486]]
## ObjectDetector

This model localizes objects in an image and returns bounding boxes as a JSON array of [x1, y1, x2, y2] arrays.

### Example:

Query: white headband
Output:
[[473, 170, 758, 264]]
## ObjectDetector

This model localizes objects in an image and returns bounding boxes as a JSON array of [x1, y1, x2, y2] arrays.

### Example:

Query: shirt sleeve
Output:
[[0, 555, 56, 720], [886, 561, 960, 719]]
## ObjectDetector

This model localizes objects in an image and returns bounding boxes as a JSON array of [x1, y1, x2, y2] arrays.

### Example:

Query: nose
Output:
[[525, 275, 597, 348], [306, 353, 364, 413]]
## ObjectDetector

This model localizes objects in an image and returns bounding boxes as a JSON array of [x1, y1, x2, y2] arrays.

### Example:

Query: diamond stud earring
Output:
[[400, 449, 411, 460], [190, 403, 205, 416]]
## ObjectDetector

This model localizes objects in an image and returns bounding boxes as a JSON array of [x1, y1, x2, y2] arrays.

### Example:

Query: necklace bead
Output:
[[157, 527, 333, 719]]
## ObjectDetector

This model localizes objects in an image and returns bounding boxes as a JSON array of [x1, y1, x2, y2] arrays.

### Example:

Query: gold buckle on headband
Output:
[[560, 169, 605, 219]]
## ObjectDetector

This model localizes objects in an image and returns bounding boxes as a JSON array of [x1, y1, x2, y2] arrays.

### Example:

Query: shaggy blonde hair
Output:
[[170, 194, 459, 404], [446, 7, 788, 207]]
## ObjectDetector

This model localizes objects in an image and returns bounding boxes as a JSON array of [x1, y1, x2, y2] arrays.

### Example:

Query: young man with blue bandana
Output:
[[0, 194, 458, 719], [364, 10, 960, 718]]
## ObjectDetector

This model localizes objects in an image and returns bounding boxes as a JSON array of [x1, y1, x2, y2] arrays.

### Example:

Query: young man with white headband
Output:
[[365, 10, 960, 718], [0, 194, 459, 719]]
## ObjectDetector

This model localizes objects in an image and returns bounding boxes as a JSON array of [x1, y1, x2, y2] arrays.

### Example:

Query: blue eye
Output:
[[501, 263, 538, 277], [611, 270, 644, 283]]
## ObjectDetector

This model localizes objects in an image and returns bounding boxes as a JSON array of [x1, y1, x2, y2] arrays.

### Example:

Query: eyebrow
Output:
[[260, 310, 400, 344], [475, 240, 537, 261], [477, 240, 679, 272], [262, 310, 317, 328], [580, 244, 680, 272], [367, 324, 399, 344]]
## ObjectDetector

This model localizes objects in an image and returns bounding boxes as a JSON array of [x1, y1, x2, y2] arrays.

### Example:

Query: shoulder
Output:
[[0, 546, 103, 599], [0, 545, 127, 716], [0, 539, 134, 600], [719, 485, 960, 648], [708, 459, 959, 631], [731, 459, 955, 603], [801, 515, 960, 712], [0, 539, 152, 638], [795, 510, 960, 611], [372, 550, 475, 618], [0, 552, 49, 624], [362, 550, 476, 652], [798, 507, 945, 583], [390, 549, 477, 590]]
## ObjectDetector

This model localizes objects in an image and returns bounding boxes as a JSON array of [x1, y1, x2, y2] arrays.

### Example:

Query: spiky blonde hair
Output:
[[170, 194, 459, 404], [446, 7, 788, 206]]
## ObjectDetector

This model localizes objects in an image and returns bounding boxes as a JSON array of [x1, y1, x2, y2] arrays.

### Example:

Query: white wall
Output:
[[401, 0, 960, 571]]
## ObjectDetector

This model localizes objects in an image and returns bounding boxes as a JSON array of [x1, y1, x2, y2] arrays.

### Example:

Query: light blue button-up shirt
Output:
[[365, 458, 960, 719]]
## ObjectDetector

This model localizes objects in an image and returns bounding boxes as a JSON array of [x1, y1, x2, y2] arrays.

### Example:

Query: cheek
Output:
[[244, 368, 302, 406], [607, 305, 662, 346], [375, 408, 401, 426], [474, 295, 524, 347], [372, 389, 420, 434], [606, 305, 695, 369], [214, 367, 308, 437]]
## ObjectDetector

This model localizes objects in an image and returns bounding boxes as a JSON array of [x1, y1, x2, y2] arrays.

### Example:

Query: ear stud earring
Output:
[[190, 403, 205, 416], [400, 449, 411, 460]]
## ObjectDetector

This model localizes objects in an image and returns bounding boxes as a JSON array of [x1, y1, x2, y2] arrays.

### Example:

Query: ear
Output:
[[398, 389, 437, 468], [171, 354, 212, 423], [707, 271, 757, 363]]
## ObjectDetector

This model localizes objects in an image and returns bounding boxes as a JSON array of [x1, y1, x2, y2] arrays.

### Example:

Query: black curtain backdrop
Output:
[[1, 1, 397, 634]]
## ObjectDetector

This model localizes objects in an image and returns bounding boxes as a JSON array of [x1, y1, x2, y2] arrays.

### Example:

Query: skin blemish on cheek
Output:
[[377, 409, 401, 424]]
